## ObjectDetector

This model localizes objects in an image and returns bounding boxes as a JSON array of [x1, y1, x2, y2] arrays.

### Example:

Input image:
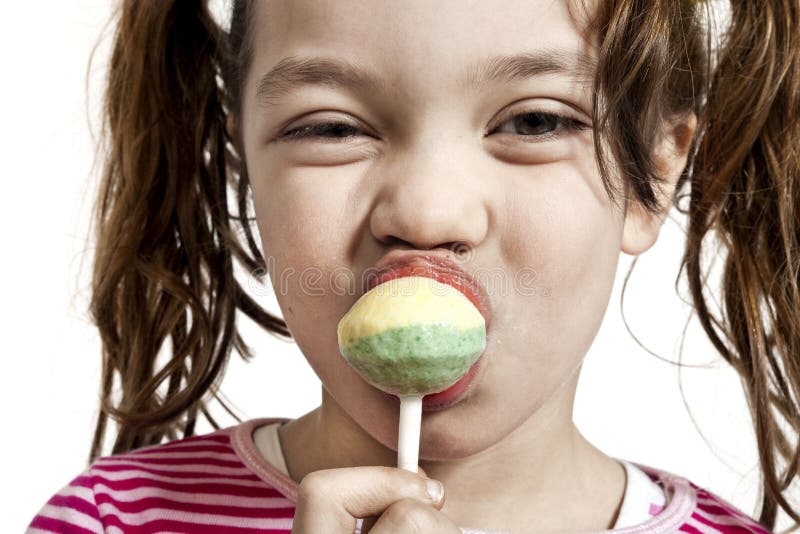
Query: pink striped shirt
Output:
[[28, 418, 772, 533]]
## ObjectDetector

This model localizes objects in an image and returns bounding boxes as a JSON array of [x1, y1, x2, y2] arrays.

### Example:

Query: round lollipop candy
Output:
[[337, 275, 486, 471]]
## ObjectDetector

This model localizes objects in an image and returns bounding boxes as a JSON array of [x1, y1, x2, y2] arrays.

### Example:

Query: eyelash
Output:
[[278, 110, 589, 143]]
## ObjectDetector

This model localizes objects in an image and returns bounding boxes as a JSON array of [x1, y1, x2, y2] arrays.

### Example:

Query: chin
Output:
[[419, 436, 489, 461], [335, 369, 523, 463], [415, 398, 508, 461], [348, 393, 494, 462]]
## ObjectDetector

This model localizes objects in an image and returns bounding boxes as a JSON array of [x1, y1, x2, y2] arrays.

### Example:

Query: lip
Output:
[[365, 250, 492, 329]]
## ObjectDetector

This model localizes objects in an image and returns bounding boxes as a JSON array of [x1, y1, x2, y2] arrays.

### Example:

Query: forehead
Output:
[[246, 0, 596, 101]]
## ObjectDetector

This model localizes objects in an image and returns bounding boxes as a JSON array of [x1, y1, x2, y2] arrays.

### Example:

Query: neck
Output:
[[277, 378, 626, 533]]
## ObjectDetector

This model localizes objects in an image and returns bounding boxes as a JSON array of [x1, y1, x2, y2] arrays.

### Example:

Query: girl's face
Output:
[[240, 0, 645, 458]]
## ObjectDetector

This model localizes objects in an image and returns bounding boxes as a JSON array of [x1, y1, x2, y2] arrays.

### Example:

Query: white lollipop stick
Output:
[[397, 395, 422, 472]]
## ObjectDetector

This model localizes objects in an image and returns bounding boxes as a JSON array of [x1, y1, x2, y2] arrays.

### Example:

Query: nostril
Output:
[[379, 235, 413, 248], [374, 234, 475, 264], [436, 241, 473, 263]]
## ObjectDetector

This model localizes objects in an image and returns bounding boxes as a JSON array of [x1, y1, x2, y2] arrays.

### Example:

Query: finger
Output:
[[368, 497, 461, 534], [361, 466, 443, 533], [291, 466, 444, 533]]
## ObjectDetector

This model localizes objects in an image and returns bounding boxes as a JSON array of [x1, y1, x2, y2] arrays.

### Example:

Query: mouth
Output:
[[366, 251, 492, 329], [366, 251, 491, 410]]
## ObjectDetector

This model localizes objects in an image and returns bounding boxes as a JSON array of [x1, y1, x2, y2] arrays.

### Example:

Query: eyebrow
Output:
[[255, 50, 596, 107]]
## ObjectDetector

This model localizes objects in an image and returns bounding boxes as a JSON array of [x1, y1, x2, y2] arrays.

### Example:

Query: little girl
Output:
[[28, 0, 799, 532]]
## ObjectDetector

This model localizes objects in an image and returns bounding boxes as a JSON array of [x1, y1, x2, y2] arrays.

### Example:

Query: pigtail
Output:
[[587, 0, 799, 528], [685, 1, 800, 529], [89, 0, 289, 462]]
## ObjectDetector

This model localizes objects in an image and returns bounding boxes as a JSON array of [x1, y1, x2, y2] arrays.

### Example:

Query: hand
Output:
[[290, 465, 461, 533]]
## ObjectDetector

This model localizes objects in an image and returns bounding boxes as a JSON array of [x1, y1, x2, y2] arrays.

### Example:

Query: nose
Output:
[[369, 138, 489, 252]]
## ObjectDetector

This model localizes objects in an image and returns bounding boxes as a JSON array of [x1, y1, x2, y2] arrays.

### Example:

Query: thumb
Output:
[[292, 466, 444, 533]]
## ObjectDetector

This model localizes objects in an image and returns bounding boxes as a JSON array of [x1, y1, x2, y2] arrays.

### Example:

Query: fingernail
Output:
[[425, 479, 444, 504]]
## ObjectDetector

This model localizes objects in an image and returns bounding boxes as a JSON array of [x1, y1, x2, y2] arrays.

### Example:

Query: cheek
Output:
[[252, 176, 339, 261], [247, 162, 366, 368], [248, 159, 366, 282], [497, 163, 623, 374], [247, 164, 400, 449]]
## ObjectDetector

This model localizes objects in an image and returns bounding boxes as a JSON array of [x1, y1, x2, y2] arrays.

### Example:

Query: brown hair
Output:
[[588, 2, 800, 530], [89, 0, 799, 529]]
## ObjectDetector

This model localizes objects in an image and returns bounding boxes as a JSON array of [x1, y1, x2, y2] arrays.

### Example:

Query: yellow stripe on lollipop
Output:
[[337, 276, 484, 343]]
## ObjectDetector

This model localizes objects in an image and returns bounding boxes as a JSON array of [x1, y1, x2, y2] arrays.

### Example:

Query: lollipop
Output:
[[337, 275, 486, 471]]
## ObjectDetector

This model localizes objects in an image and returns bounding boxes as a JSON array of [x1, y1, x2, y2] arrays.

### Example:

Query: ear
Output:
[[621, 112, 697, 256]]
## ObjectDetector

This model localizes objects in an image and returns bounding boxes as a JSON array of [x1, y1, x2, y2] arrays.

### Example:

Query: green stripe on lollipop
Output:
[[341, 323, 485, 396]]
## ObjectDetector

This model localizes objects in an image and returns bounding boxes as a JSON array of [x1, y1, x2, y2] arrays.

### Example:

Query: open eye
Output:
[[489, 110, 589, 139]]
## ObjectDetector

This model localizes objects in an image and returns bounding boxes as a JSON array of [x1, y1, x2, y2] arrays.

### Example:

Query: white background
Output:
[[2, 1, 793, 532]]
